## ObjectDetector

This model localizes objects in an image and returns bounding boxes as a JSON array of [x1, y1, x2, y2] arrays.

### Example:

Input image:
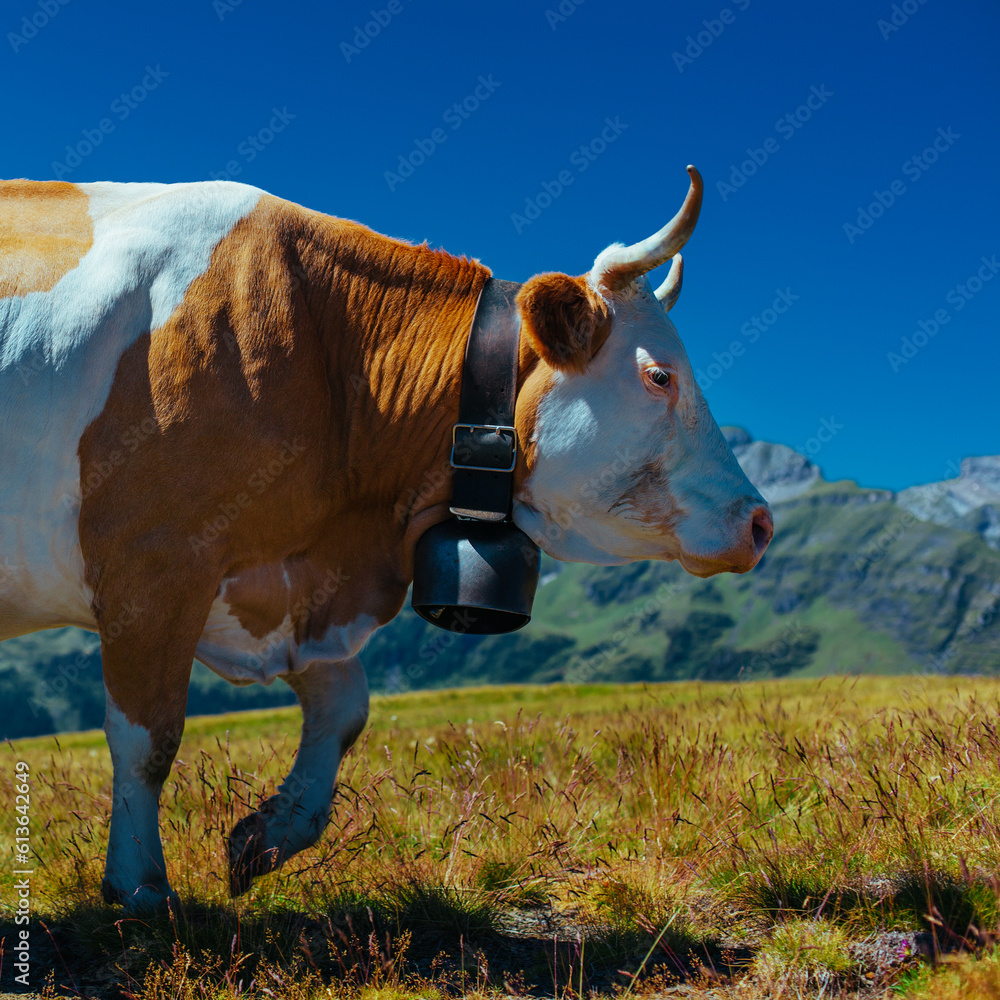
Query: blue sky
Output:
[[3, 0, 997, 491]]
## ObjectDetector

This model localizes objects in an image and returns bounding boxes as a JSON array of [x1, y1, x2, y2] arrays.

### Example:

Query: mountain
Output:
[[896, 456, 1000, 551], [2, 431, 999, 738]]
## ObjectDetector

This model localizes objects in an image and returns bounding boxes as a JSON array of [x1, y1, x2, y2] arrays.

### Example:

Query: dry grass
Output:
[[4, 676, 1000, 997]]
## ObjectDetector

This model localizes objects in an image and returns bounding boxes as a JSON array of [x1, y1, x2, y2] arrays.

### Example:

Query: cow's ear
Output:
[[517, 273, 611, 373]]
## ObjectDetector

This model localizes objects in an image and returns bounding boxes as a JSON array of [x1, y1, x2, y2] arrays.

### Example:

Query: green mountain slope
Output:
[[2, 432, 998, 738]]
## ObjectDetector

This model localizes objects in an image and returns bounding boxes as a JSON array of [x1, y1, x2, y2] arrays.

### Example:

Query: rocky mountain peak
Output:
[[721, 426, 822, 504], [896, 453, 1000, 550], [722, 428, 1000, 551], [961, 455, 1000, 491]]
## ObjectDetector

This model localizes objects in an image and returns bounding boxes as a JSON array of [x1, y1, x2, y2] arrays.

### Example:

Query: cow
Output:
[[0, 167, 772, 911]]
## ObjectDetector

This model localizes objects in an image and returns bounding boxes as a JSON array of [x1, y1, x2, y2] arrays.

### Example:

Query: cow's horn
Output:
[[654, 254, 683, 312], [594, 165, 703, 294]]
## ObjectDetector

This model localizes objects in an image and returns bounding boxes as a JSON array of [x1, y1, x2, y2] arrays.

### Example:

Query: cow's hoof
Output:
[[228, 811, 280, 897], [102, 877, 179, 914]]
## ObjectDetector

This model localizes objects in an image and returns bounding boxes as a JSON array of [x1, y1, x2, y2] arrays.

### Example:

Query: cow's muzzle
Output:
[[678, 503, 773, 577]]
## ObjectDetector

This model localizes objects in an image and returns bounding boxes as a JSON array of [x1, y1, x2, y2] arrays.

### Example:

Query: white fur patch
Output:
[[196, 576, 378, 686], [103, 691, 170, 904], [0, 181, 263, 639], [196, 583, 296, 685]]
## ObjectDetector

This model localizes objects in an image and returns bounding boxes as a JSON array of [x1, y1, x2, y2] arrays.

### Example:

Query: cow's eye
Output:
[[647, 368, 671, 388]]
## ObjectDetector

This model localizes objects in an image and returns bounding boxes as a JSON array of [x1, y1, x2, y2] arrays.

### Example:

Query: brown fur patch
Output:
[[516, 272, 610, 373], [513, 353, 556, 492], [0, 180, 92, 297], [78, 194, 493, 736]]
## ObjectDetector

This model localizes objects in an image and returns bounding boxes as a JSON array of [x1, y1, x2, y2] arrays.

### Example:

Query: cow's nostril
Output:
[[750, 506, 773, 557]]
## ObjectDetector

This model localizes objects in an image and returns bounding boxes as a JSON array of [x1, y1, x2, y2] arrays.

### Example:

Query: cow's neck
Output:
[[295, 212, 492, 594]]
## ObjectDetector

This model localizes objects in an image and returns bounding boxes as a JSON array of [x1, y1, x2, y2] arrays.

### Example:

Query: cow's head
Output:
[[513, 166, 772, 576]]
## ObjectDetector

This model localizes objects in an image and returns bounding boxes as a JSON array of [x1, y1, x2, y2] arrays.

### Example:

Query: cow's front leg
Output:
[[98, 594, 205, 913], [102, 689, 185, 912], [228, 656, 369, 896]]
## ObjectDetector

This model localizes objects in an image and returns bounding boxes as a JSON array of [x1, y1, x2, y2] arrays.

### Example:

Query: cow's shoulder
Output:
[[77, 180, 269, 270], [79, 179, 266, 221]]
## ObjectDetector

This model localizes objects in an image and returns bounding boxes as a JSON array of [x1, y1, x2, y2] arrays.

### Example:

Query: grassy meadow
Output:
[[5, 677, 1000, 997]]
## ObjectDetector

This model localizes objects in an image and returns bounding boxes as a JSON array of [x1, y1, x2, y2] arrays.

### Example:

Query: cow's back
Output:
[[0, 179, 263, 638]]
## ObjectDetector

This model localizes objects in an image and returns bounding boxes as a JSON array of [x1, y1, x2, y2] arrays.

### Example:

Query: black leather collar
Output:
[[448, 278, 522, 522]]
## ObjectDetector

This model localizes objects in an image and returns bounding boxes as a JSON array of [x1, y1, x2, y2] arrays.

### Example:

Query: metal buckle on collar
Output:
[[450, 423, 517, 473]]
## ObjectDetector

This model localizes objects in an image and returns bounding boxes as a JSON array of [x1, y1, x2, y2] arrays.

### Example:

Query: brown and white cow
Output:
[[0, 167, 771, 910]]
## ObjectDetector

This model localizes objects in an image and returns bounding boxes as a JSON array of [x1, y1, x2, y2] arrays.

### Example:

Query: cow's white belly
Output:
[[196, 582, 378, 686], [0, 181, 263, 641]]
